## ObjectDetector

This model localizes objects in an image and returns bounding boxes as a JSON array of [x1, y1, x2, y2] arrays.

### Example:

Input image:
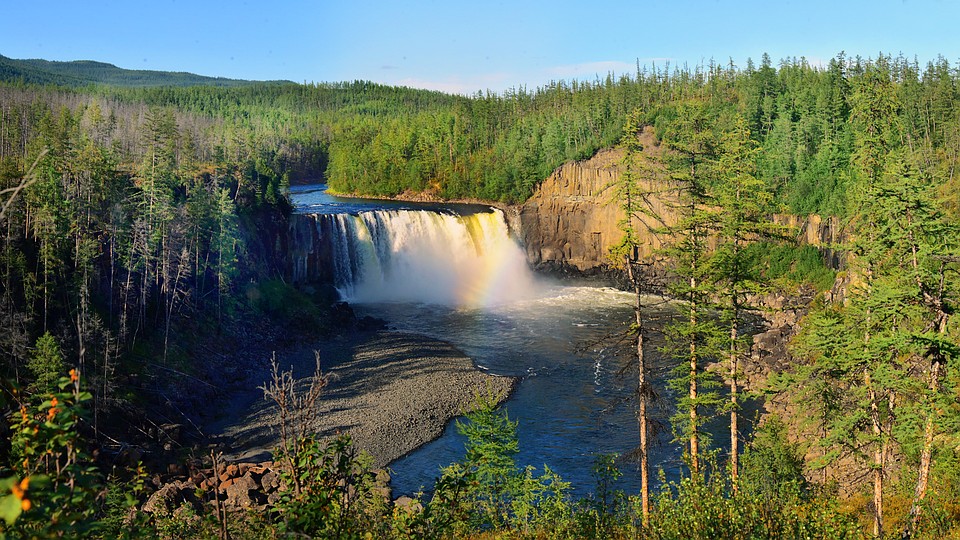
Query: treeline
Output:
[[0, 81, 303, 443], [6, 52, 960, 213], [324, 52, 960, 212]]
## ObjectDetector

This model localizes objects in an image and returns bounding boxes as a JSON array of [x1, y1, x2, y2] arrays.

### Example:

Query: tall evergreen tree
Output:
[[710, 116, 776, 485], [658, 100, 724, 477]]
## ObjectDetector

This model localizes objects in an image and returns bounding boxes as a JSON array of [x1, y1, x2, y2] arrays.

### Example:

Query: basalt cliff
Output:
[[517, 128, 843, 274], [287, 129, 844, 284]]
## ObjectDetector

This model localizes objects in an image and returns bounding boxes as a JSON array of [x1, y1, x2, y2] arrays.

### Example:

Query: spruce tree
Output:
[[711, 116, 776, 486], [658, 100, 724, 477]]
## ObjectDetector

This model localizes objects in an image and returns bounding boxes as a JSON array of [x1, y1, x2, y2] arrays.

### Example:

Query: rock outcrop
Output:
[[518, 147, 625, 271], [518, 128, 674, 272], [517, 130, 846, 274], [141, 458, 394, 516], [771, 213, 846, 268]]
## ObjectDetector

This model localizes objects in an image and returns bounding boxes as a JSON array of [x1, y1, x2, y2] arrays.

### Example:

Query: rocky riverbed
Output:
[[208, 329, 516, 468]]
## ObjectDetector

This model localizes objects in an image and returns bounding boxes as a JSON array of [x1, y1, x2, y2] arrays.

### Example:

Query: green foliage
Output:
[[96, 465, 150, 540], [274, 434, 390, 539], [6, 51, 960, 213], [742, 243, 837, 291], [245, 278, 330, 335], [26, 332, 64, 393], [1, 371, 102, 538], [739, 417, 808, 501], [431, 389, 574, 536], [649, 462, 865, 540], [573, 454, 630, 538]]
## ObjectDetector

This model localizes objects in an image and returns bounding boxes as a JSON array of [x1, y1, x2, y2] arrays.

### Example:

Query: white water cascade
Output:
[[315, 208, 540, 307]]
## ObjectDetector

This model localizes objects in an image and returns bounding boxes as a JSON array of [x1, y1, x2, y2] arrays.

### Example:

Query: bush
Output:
[[429, 389, 575, 536], [274, 434, 390, 539], [1, 370, 102, 537]]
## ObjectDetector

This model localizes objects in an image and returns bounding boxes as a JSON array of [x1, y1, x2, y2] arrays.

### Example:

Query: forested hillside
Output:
[[2, 51, 960, 538], [0, 54, 289, 87], [7, 51, 959, 213], [322, 52, 960, 213]]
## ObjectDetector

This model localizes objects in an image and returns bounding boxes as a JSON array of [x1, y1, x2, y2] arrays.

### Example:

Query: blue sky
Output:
[[2, 0, 958, 94]]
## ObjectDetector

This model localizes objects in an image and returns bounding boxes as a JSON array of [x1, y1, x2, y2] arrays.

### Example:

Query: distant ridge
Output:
[[0, 54, 293, 87]]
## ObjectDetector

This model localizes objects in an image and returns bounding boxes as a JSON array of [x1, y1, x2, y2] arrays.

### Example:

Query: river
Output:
[[290, 184, 706, 497]]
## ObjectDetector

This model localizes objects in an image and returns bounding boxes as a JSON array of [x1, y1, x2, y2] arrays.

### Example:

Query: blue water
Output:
[[290, 185, 733, 498], [355, 290, 684, 498], [289, 184, 493, 216]]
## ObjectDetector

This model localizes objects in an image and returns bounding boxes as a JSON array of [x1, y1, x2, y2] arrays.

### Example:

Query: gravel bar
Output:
[[210, 330, 516, 468]]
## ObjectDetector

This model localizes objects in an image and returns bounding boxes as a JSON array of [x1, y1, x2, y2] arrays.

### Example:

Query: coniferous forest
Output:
[[1, 52, 960, 538]]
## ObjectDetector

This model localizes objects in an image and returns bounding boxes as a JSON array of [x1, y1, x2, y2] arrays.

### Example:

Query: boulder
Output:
[[142, 481, 199, 515], [223, 473, 265, 509], [394, 496, 423, 514]]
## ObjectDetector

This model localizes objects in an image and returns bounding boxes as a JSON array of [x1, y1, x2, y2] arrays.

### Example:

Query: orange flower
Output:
[[50, 397, 58, 407], [47, 407, 59, 421], [11, 477, 28, 499], [69, 368, 79, 382], [21, 499, 31, 512]]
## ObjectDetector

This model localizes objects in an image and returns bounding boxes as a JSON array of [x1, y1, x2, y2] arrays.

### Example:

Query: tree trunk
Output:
[[868, 379, 884, 538], [909, 358, 943, 534], [729, 313, 739, 488], [689, 272, 699, 476], [627, 259, 650, 525]]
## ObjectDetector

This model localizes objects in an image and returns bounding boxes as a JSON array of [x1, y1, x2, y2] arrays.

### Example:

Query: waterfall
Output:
[[311, 208, 539, 307]]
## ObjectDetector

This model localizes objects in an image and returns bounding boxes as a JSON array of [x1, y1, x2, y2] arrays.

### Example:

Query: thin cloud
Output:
[[392, 73, 513, 95], [543, 60, 636, 79]]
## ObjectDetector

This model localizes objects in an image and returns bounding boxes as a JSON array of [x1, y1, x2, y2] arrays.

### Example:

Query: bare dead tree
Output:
[[260, 351, 328, 495], [0, 149, 45, 222]]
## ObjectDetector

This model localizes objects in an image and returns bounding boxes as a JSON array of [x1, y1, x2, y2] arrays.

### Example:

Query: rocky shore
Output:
[[208, 329, 516, 468]]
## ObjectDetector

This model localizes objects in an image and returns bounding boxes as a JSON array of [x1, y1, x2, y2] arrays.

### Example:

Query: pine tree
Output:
[[710, 116, 776, 485], [658, 100, 724, 477], [608, 110, 664, 524]]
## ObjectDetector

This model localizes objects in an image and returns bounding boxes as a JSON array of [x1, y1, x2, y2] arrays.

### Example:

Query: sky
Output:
[[2, 0, 959, 95]]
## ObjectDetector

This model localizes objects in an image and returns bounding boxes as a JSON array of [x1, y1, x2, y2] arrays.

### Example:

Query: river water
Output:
[[290, 185, 692, 497]]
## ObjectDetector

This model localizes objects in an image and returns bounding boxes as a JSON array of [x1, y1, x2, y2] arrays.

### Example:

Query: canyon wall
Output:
[[287, 129, 845, 285], [518, 147, 627, 271], [518, 128, 675, 272], [518, 129, 844, 272]]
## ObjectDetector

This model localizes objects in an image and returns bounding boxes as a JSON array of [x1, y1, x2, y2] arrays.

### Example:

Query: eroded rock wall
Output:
[[518, 128, 674, 271], [517, 129, 845, 273]]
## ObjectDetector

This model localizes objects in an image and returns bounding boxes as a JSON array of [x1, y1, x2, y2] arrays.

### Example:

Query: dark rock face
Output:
[[518, 148, 627, 272], [288, 213, 336, 285]]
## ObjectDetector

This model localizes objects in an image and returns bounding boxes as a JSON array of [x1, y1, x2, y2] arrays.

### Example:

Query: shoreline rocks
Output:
[[141, 328, 516, 517], [206, 329, 516, 468]]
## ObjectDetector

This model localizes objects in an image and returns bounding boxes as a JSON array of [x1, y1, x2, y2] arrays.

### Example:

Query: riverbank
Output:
[[208, 329, 516, 468]]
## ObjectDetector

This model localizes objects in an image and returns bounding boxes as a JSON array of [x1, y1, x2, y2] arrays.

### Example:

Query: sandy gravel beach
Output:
[[210, 330, 516, 468]]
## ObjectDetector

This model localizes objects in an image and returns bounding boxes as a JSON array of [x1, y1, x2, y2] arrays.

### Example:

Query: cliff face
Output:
[[518, 129, 845, 272], [518, 127, 673, 271], [288, 214, 335, 285], [518, 148, 624, 270], [770, 213, 845, 268]]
